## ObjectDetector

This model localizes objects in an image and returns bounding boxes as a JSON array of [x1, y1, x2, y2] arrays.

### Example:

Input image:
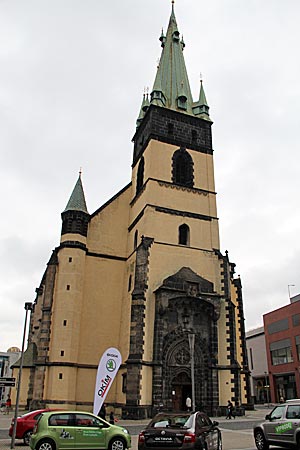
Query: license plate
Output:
[[154, 437, 173, 441]]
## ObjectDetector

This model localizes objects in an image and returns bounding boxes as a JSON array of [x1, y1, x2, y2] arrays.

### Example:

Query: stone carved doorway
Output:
[[171, 372, 191, 411], [152, 267, 220, 415]]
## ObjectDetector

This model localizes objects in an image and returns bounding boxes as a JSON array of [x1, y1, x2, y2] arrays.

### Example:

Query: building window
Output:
[[136, 157, 144, 194], [59, 373, 63, 380], [267, 318, 289, 334], [293, 314, 300, 327], [122, 373, 127, 393], [69, 257, 72, 262], [60, 350, 64, 356], [128, 275, 132, 292], [134, 230, 138, 249], [179, 224, 190, 245], [63, 320, 67, 326], [66, 285, 70, 291], [172, 148, 194, 187], [296, 336, 300, 361], [270, 339, 293, 365]]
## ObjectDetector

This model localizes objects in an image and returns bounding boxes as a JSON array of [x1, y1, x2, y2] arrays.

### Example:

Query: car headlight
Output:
[[122, 428, 129, 434]]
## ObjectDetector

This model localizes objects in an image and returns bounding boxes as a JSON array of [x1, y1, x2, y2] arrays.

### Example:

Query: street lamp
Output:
[[288, 284, 295, 300], [11, 302, 33, 449], [264, 371, 269, 408], [188, 333, 195, 411]]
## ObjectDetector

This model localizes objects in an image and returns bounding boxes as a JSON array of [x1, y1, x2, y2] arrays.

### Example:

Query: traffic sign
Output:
[[0, 377, 16, 387]]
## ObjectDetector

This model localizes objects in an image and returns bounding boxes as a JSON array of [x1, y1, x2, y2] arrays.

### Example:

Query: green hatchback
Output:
[[29, 411, 131, 450]]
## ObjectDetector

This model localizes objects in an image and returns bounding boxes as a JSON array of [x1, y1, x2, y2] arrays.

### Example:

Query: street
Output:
[[0, 407, 288, 450]]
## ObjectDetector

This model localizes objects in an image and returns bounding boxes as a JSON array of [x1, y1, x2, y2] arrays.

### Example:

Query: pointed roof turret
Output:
[[136, 93, 150, 128], [192, 79, 211, 121], [150, 2, 194, 114], [63, 172, 88, 214], [61, 171, 90, 238]]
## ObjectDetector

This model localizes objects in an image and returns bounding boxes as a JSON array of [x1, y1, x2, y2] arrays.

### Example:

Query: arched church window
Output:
[[172, 148, 194, 187], [134, 230, 138, 249], [179, 224, 190, 246], [136, 157, 144, 194]]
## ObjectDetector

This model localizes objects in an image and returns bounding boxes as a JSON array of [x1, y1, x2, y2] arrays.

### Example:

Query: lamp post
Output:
[[11, 302, 33, 449], [188, 333, 195, 411], [264, 371, 269, 408]]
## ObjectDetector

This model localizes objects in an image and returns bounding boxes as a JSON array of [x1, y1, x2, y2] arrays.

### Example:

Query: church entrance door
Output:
[[171, 372, 191, 411]]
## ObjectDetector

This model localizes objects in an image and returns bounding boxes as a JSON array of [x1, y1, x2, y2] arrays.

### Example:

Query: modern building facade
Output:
[[0, 348, 21, 407], [246, 327, 269, 404], [16, 5, 250, 417], [264, 294, 300, 402]]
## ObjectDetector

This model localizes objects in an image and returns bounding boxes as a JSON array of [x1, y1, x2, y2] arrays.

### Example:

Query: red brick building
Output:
[[264, 294, 300, 402]]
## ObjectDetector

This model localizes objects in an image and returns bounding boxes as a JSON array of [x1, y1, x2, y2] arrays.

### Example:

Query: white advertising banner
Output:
[[93, 347, 122, 415]]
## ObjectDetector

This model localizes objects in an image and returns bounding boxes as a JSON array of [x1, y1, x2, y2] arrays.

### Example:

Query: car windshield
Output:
[[151, 415, 192, 428], [270, 406, 285, 420]]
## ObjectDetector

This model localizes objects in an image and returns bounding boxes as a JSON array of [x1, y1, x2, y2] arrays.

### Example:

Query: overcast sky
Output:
[[1, 0, 299, 352]]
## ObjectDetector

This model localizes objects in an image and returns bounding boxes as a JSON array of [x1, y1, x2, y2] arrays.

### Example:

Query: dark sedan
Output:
[[138, 412, 222, 450]]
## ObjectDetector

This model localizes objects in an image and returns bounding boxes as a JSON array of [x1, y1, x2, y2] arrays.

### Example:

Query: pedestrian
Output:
[[99, 403, 106, 420], [226, 400, 233, 419], [5, 396, 11, 415], [186, 396, 192, 411], [109, 411, 115, 425]]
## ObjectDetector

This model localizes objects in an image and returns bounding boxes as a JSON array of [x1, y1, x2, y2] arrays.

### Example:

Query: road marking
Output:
[[220, 428, 253, 435]]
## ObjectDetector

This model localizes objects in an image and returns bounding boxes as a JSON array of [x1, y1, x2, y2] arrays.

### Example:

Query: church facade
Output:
[[21, 5, 251, 418]]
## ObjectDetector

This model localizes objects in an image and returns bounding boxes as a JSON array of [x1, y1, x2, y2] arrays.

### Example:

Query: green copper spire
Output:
[[150, 3, 194, 114], [63, 172, 88, 213], [192, 79, 211, 121]]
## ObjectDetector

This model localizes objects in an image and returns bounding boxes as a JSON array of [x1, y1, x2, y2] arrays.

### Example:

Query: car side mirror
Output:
[[265, 414, 271, 421], [212, 421, 219, 427]]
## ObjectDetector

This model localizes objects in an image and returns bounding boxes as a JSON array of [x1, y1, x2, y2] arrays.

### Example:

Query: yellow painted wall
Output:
[[87, 187, 131, 255]]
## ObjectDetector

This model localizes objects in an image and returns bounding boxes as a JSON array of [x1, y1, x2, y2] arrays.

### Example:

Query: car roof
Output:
[[286, 399, 300, 403], [41, 411, 96, 416], [21, 409, 53, 418], [153, 412, 193, 417]]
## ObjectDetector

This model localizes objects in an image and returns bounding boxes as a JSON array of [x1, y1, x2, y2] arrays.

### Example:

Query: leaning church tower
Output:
[[22, 3, 250, 418]]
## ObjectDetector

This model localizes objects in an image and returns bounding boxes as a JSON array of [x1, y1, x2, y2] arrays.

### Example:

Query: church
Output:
[[19, 3, 251, 418]]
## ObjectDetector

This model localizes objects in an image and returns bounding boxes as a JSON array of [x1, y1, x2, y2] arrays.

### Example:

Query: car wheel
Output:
[[23, 430, 33, 446], [254, 430, 269, 450], [36, 439, 56, 450], [296, 434, 300, 450], [109, 437, 126, 450]]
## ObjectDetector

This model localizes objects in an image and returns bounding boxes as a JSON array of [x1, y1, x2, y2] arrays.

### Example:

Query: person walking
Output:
[[5, 396, 11, 415], [186, 396, 192, 411], [109, 411, 115, 425], [99, 403, 106, 420], [226, 400, 233, 419]]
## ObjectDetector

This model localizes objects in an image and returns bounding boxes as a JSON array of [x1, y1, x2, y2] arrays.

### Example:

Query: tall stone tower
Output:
[[21, 4, 250, 418]]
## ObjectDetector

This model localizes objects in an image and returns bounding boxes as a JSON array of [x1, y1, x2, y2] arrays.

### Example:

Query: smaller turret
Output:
[[61, 172, 90, 237], [192, 79, 212, 121]]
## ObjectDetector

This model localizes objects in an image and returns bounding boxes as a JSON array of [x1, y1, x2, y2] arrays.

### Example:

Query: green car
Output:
[[29, 411, 131, 450]]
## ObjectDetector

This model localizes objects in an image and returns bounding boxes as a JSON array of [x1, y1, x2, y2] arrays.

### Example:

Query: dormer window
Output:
[[177, 94, 187, 110], [172, 30, 180, 42]]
